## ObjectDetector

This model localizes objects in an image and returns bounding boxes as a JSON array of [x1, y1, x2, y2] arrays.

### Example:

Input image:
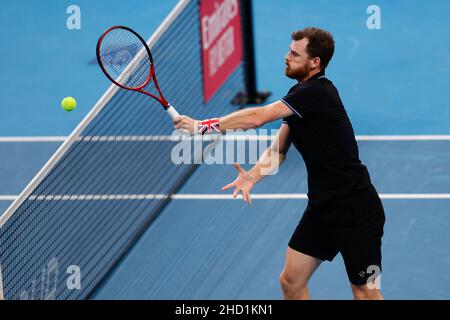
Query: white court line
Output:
[[379, 194, 450, 199], [173, 194, 450, 200], [172, 194, 309, 199], [0, 196, 19, 201], [1, 135, 450, 142], [0, 137, 67, 142], [2, 194, 450, 201], [356, 135, 450, 141]]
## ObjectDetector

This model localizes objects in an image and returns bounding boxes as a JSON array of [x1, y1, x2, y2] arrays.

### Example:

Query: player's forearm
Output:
[[249, 147, 286, 184], [219, 108, 264, 131]]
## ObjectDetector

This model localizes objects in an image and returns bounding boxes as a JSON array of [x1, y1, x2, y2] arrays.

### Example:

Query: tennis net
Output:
[[0, 0, 264, 300]]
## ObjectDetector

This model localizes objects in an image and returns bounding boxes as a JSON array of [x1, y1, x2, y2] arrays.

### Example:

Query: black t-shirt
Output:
[[282, 70, 371, 207]]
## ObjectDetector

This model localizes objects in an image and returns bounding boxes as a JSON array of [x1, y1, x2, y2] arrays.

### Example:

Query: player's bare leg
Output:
[[351, 284, 384, 300], [279, 247, 321, 300]]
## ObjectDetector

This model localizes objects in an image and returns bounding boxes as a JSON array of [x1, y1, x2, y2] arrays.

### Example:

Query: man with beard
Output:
[[174, 27, 385, 300]]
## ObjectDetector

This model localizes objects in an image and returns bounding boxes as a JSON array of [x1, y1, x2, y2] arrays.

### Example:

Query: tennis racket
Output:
[[96, 25, 180, 119]]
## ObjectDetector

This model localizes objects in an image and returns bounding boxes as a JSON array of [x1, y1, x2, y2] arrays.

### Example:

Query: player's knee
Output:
[[351, 284, 383, 300], [279, 270, 307, 294]]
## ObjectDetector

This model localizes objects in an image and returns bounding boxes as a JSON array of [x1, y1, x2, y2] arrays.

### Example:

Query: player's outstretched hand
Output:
[[222, 163, 255, 204]]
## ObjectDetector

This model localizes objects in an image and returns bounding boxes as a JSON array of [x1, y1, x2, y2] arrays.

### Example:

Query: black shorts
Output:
[[288, 184, 385, 286]]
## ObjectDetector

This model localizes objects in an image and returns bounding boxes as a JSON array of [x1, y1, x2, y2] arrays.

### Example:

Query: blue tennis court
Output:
[[1, 0, 449, 300]]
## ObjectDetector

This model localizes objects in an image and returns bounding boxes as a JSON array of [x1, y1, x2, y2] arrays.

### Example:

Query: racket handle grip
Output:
[[165, 104, 180, 120]]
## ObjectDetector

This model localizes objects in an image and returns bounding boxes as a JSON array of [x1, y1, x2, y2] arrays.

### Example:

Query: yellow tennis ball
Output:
[[61, 97, 77, 111]]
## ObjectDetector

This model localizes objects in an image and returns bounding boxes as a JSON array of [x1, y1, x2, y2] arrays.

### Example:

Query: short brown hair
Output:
[[291, 27, 335, 69]]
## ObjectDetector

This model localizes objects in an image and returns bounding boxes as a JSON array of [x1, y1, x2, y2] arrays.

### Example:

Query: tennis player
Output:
[[174, 27, 385, 300]]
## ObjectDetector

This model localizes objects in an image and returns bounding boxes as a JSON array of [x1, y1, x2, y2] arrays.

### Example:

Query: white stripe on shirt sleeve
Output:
[[280, 99, 302, 118]]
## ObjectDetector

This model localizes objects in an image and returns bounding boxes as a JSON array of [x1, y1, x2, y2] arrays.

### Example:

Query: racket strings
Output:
[[99, 28, 152, 89]]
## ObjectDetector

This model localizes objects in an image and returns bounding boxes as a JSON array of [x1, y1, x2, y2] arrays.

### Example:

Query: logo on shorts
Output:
[[359, 271, 366, 277], [366, 265, 382, 290]]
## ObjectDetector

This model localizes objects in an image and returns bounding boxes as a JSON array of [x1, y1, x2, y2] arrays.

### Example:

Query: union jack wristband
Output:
[[198, 118, 221, 135]]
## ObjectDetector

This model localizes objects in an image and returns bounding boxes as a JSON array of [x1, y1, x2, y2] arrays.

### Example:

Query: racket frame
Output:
[[96, 25, 177, 114]]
